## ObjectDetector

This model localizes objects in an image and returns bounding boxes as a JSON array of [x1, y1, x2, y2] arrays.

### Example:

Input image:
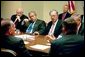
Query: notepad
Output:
[[30, 44, 50, 50], [15, 34, 35, 41]]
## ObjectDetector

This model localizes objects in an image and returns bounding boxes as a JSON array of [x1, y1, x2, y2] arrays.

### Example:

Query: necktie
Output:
[[26, 23, 33, 33], [62, 13, 66, 20]]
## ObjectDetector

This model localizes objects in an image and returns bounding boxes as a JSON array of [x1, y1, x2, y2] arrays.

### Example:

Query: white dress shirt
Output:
[[48, 19, 58, 35]]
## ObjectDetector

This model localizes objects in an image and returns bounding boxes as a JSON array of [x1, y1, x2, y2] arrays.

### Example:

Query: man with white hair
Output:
[[11, 8, 28, 33], [71, 13, 84, 35], [42, 10, 62, 38]]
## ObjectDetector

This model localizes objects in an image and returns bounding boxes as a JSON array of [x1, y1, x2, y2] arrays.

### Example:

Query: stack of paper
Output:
[[30, 44, 50, 50], [15, 34, 35, 41]]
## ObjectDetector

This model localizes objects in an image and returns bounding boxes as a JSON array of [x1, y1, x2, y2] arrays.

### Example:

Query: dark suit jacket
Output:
[[58, 12, 71, 20], [1, 35, 31, 56], [42, 20, 62, 37], [78, 23, 84, 36], [24, 19, 46, 34], [11, 14, 28, 32], [49, 34, 84, 56]]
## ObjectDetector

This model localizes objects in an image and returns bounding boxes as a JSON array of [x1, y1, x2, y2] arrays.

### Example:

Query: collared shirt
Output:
[[48, 19, 58, 35], [77, 23, 81, 34]]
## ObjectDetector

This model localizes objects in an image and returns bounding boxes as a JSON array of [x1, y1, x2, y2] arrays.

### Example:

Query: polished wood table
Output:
[[25, 35, 51, 54]]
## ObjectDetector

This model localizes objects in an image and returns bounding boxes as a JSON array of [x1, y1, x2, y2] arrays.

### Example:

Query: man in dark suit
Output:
[[58, 5, 71, 20], [49, 17, 84, 56], [11, 8, 28, 32], [1, 20, 31, 56], [71, 13, 84, 36], [42, 10, 62, 38], [24, 11, 46, 35]]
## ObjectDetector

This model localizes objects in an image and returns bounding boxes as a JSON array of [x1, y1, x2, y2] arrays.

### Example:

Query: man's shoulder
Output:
[[52, 34, 84, 45], [21, 14, 28, 18], [59, 13, 63, 15], [11, 14, 16, 17], [36, 19, 45, 23], [37, 19, 44, 22], [9, 36, 23, 43]]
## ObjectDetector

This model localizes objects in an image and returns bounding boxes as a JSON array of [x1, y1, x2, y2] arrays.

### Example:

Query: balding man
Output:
[[42, 10, 62, 38], [11, 8, 28, 32]]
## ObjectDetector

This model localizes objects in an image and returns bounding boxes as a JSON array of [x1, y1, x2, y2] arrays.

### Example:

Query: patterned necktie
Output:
[[26, 23, 33, 33]]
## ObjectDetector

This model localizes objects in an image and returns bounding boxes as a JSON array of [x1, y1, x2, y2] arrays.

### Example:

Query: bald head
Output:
[[16, 8, 23, 16]]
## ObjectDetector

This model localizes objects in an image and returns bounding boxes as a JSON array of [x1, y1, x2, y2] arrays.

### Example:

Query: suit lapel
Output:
[[54, 20, 61, 33]]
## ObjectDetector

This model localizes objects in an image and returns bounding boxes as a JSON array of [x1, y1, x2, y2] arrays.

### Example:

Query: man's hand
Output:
[[16, 16, 21, 22], [45, 35, 56, 42]]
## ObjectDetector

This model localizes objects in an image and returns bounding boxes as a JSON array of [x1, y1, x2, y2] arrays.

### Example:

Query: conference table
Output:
[[25, 35, 51, 54], [15, 33, 51, 55]]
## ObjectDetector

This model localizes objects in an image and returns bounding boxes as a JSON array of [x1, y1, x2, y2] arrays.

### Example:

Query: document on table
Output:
[[14, 34, 35, 41], [30, 44, 50, 50], [24, 41, 29, 44]]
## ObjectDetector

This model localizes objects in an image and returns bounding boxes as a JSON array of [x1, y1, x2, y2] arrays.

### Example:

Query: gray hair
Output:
[[49, 9, 58, 15]]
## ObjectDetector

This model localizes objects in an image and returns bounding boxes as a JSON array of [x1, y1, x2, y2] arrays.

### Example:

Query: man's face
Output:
[[50, 11, 58, 23], [29, 13, 36, 21], [9, 24, 16, 35], [16, 11, 23, 17], [63, 5, 68, 13]]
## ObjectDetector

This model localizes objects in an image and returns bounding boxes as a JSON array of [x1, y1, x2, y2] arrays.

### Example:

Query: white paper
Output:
[[24, 41, 29, 44], [15, 34, 35, 41], [57, 35, 62, 39], [30, 44, 50, 50], [46, 43, 51, 46]]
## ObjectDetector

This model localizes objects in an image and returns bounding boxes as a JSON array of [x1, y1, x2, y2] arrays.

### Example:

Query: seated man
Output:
[[71, 13, 84, 36], [49, 17, 84, 56], [11, 8, 28, 32], [24, 11, 46, 35], [42, 10, 62, 38], [1, 20, 31, 56]]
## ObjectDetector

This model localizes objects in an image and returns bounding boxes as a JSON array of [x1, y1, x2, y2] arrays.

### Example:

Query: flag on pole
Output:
[[68, 1, 75, 14]]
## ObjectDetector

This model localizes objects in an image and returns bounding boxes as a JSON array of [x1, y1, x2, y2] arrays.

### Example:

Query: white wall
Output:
[[1, 1, 84, 22]]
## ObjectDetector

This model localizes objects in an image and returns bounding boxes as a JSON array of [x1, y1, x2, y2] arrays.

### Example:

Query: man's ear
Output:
[[9, 28, 12, 35], [62, 27, 67, 34]]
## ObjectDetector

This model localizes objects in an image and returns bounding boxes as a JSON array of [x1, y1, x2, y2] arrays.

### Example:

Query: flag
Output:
[[68, 1, 75, 14]]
